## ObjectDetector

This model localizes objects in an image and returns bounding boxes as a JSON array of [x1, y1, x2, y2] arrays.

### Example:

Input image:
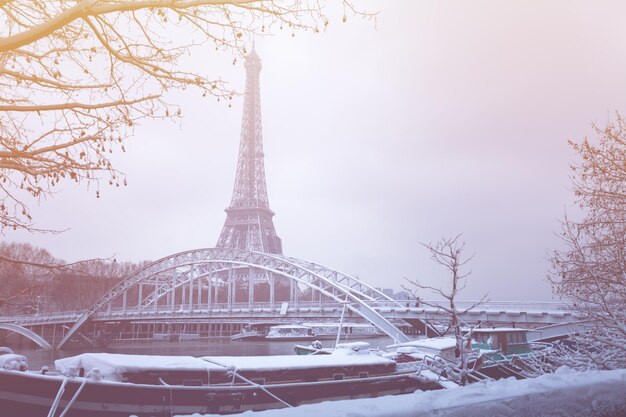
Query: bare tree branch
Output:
[[405, 235, 487, 384], [549, 112, 626, 369]]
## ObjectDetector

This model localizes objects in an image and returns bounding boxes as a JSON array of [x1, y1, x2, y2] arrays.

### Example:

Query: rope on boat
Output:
[[157, 376, 178, 417], [47, 377, 69, 417], [57, 377, 88, 417], [202, 358, 294, 409], [233, 371, 294, 409]]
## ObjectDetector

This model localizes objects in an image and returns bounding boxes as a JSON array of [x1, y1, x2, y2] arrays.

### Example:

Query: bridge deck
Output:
[[1, 301, 577, 328]]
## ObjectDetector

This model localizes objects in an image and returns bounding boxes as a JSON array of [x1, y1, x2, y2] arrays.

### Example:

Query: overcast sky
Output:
[[6, 1, 626, 301]]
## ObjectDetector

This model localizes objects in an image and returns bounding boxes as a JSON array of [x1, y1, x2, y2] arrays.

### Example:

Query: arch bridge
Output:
[[56, 248, 410, 349], [1, 249, 578, 350], [0, 323, 53, 350]]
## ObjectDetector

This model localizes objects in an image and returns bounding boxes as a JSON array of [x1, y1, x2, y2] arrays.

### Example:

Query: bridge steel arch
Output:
[[0, 323, 53, 350], [57, 248, 410, 349], [283, 256, 401, 303]]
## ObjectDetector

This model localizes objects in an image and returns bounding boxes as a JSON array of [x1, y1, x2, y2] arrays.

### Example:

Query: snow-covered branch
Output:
[[405, 235, 486, 384], [550, 113, 626, 370]]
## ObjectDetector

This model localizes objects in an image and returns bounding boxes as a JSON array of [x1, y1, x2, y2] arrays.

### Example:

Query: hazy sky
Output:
[[6, 1, 626, 301]]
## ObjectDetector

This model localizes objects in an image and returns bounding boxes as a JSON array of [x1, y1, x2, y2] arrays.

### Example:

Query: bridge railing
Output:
[[0, 310, 85, 325], [364, 300, 574, 312], [98, 301, 351, 317]]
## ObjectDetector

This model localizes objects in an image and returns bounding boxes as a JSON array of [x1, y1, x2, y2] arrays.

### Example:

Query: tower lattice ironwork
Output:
[[216, 47, 283, 255]]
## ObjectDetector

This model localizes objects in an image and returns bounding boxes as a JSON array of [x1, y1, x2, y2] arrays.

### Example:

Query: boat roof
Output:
[[55, 352, 394, 380], [55, 353, 224, 380], [472, 327, 529, 333], [335, 341, 371, 349], [201, 353, 392, 371], [389, 337, 457, 351]]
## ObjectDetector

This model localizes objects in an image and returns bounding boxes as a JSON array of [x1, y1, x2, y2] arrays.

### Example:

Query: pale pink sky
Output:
[[7, 1, 626, 301]]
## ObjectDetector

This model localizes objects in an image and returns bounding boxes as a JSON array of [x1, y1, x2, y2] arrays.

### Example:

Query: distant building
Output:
[[393, 290, 410, 301], [380, 288, 394, 298], [375, 287, 410, 301]]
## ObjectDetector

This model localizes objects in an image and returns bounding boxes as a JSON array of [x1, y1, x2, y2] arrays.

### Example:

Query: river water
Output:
[[20, 337, 397, 371]]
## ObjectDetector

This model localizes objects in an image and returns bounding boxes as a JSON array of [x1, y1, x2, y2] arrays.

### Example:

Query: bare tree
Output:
[[0, 241, 150, 314], [0, 242, 59, 313], [404, 235, 486, 385], [550, 114, 626, 370], [0, 0, 373, 233]]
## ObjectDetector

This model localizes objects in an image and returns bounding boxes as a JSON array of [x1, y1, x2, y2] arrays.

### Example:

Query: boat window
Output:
[[474, 333, 490, 343], [333, 373, 344, 380], [489, 335, 499, 349], [474, 333, 497, 348], [359, 372, 369, 378], [507, 332, 526, 344]]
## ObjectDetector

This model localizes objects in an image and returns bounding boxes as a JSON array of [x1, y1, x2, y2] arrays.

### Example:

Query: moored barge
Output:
[[0, 348, 442, 417]]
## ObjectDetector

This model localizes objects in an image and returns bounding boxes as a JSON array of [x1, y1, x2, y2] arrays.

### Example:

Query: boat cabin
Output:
[[471, 328, 532, 358], [386, 337, 458, 362]]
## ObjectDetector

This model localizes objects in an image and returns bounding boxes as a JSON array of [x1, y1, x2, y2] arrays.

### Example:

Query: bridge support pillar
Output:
[[197, 276, 202, 307], [153, 277, 159, 312], [227, 267, 233, 308], [138, 284, 143, 309], [188, 277, 194, 310], [181, 282, 186, 310], [214, 276, 219, 305], [248, 269, 254, 307], [170, 282, 175, 310], [269, 274, 275, 309], [207, 276, 212, 309]]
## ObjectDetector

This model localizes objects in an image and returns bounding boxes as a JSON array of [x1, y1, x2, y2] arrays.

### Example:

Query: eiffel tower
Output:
[[216, 47, 283, 255]]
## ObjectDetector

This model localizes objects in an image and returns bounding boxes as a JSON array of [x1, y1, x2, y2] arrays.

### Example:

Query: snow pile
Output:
[[55, 353, 222, 381], [0, 353, 28, 371], [180, 367, 626, 417], [54, 352, 394, 381], [387, 337, 457, 351], [200, 353, 393, 371]]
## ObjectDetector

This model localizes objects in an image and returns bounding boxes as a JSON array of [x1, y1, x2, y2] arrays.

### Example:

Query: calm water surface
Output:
[[22, 337, 397, 371]]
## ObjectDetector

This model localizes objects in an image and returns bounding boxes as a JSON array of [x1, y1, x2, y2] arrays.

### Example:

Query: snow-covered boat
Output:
[[384, 337, 460, 363], [294, 341, 371, 356], [304, 322, 383, 340], [469, 327, 553, 379], [382, 328, 553, 382], [293, 341, 333, 355], [231, 323, 315, 341], [232, 322, 382, 342], [229, 322, 279, 341], [471, 327, 545, 360], [264, 324, 316, 341], [0, 347, 443, 417]]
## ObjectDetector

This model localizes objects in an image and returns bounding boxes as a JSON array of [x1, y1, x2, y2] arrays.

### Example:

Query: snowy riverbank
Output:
[[182, 367, 626, 417]]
